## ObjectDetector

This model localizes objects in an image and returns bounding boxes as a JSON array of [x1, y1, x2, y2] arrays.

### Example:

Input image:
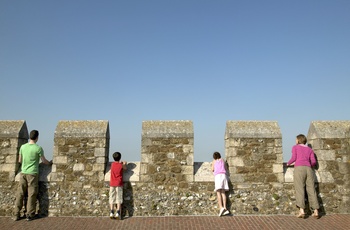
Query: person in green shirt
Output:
[[13, 130, 52, 221]]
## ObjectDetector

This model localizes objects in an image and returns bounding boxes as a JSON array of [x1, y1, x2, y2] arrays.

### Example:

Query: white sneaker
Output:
[[115, 211, 120, 220], [109, 212, 114, 219], [223, 209, 230, 215], [219, 208, 225, 216]]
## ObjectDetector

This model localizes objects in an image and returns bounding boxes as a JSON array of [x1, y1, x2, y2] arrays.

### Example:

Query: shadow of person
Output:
[[225, 160, 235, 212], [37, 162, 52, 218], [307, 144, 324, 217], [123, 163, 136, 181], [122, 163, 136, 218]]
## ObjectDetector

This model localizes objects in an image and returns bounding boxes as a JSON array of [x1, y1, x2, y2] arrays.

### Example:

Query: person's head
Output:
[[296, 134, 307, 145], [113, 152, 121, 162], [213, 151, 221, 160], [30, 130, 39, 141]]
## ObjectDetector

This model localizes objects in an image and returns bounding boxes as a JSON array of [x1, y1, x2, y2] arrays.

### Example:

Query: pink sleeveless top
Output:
[[213, 159, 226, 176]]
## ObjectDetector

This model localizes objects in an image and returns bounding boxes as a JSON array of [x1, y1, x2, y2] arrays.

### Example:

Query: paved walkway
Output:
[[1, 214, 350, 230]]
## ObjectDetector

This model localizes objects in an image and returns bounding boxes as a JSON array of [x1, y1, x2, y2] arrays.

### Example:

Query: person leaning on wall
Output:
[[286, 134, 320, 219], [13, 130, 52, 221]]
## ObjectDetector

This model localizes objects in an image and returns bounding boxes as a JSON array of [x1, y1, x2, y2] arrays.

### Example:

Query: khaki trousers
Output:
[[14, 173, 39, 217], [293, 166, 319, 210]]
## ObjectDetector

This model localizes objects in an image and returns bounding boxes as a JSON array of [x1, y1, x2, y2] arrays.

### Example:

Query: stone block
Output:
[[273, 164, 283, 173], [72, 182, 83, 188], [226, 148, 237, 157], [82, 172, 93, 177], [5, 155, 17, 163], [284, 167, 294, 183], [8, 171, 16, 182], [276, 173, 284, 183], [274, 139, 282, 147], [0, 163, 16, 172], [93, 164, 105, 171], [1, 147, 18, 156], [140, 174, 152, 182], [307, 121, 350, 139], [274, 147, 283, 155], [181, 165, 194, 175], [230, 157, 244, 167], [10, 139, 19, 147], [184, 174, 194, 182], [317, 161, 327, 171], [276, 153, 283, 162], [98, 172, 105, 181], [167, 152, 175, 159], [225, 121, 282, 138], [338, 162, 349, 174], [142, 120, 194, 139], [53, 156, 68, 164], [319, 171, 334, 183], [96, 157, 106, 164], [73, 163, 85, 171], [230, 174, 244, 183], [141, 153, 150, 163], [68, 147, 78, 154], [51, 164, 57, 173], [316, 150, 335, 161], [186, 154, 193, 165], [183, 145, 193, 154], [308, 139, 323, 150], [236, 183, 251, 189], [141, 138, 152, 146], [50, 172, 65, 182], [94, 148, 107, 157]]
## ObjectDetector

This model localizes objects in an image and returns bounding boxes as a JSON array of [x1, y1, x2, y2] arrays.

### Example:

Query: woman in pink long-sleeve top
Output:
[[287, 134, 320, 218]]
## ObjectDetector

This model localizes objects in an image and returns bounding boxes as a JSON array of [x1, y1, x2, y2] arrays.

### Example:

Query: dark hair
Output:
[[113, 152, 121, 161], [30, 130, 39, 140], [296, 134, 307, 144], [213, 151, 221, 160]]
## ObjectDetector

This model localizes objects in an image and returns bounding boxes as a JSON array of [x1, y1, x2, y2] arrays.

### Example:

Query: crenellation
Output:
[[0, 119, 349, 217]]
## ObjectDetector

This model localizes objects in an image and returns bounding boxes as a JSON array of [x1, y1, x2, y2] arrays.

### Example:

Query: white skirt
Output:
[[214, 173, 229, 191]]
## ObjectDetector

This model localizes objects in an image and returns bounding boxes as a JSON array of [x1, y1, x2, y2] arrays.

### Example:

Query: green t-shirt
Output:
[[20, 143, 44, 174]]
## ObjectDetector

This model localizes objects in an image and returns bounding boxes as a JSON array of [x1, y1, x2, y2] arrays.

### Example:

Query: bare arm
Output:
[[41, 155, 52, 165], [122, 161, 127, 170], [211, 160, 215, 172], [18, 155, 22, 164]]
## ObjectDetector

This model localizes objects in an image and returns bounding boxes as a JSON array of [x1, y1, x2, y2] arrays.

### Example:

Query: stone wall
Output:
[[307, 121, 350, 213], [224, 121, 286, 215], [49, 120, 110, 216], [0, 119, 349, 217], [0, 120, 28, 216]]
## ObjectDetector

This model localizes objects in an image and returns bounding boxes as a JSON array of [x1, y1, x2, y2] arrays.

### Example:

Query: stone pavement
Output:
[[1, 214, 349, 230]]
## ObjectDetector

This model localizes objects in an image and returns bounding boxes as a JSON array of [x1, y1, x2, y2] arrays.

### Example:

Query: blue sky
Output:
[[1, 0, 349, 162]]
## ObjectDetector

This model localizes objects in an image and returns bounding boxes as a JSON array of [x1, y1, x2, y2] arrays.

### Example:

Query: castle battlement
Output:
[[1, 120, 349, 217]]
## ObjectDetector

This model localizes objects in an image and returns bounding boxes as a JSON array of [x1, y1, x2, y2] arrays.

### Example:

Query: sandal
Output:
[[297, 213, 305, 218], [312, 212, 319, 219]]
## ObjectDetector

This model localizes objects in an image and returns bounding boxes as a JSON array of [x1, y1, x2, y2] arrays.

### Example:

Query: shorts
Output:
[[214, 173, 229, 191], [109, 186, 123, 204]]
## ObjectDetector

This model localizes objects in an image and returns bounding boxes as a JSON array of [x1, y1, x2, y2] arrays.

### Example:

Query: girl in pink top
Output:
[[287, 134, 319, 219], [212, 152, 230, 216]]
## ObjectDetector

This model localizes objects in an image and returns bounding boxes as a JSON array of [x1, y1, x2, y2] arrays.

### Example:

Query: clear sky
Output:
[[1, 0, 349, 162]]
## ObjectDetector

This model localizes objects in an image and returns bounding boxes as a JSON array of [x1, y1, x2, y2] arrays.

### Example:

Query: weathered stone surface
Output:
[[55, 120, 110, 138], [0, 120, 28, 139], [225, 121, 281, 139]]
